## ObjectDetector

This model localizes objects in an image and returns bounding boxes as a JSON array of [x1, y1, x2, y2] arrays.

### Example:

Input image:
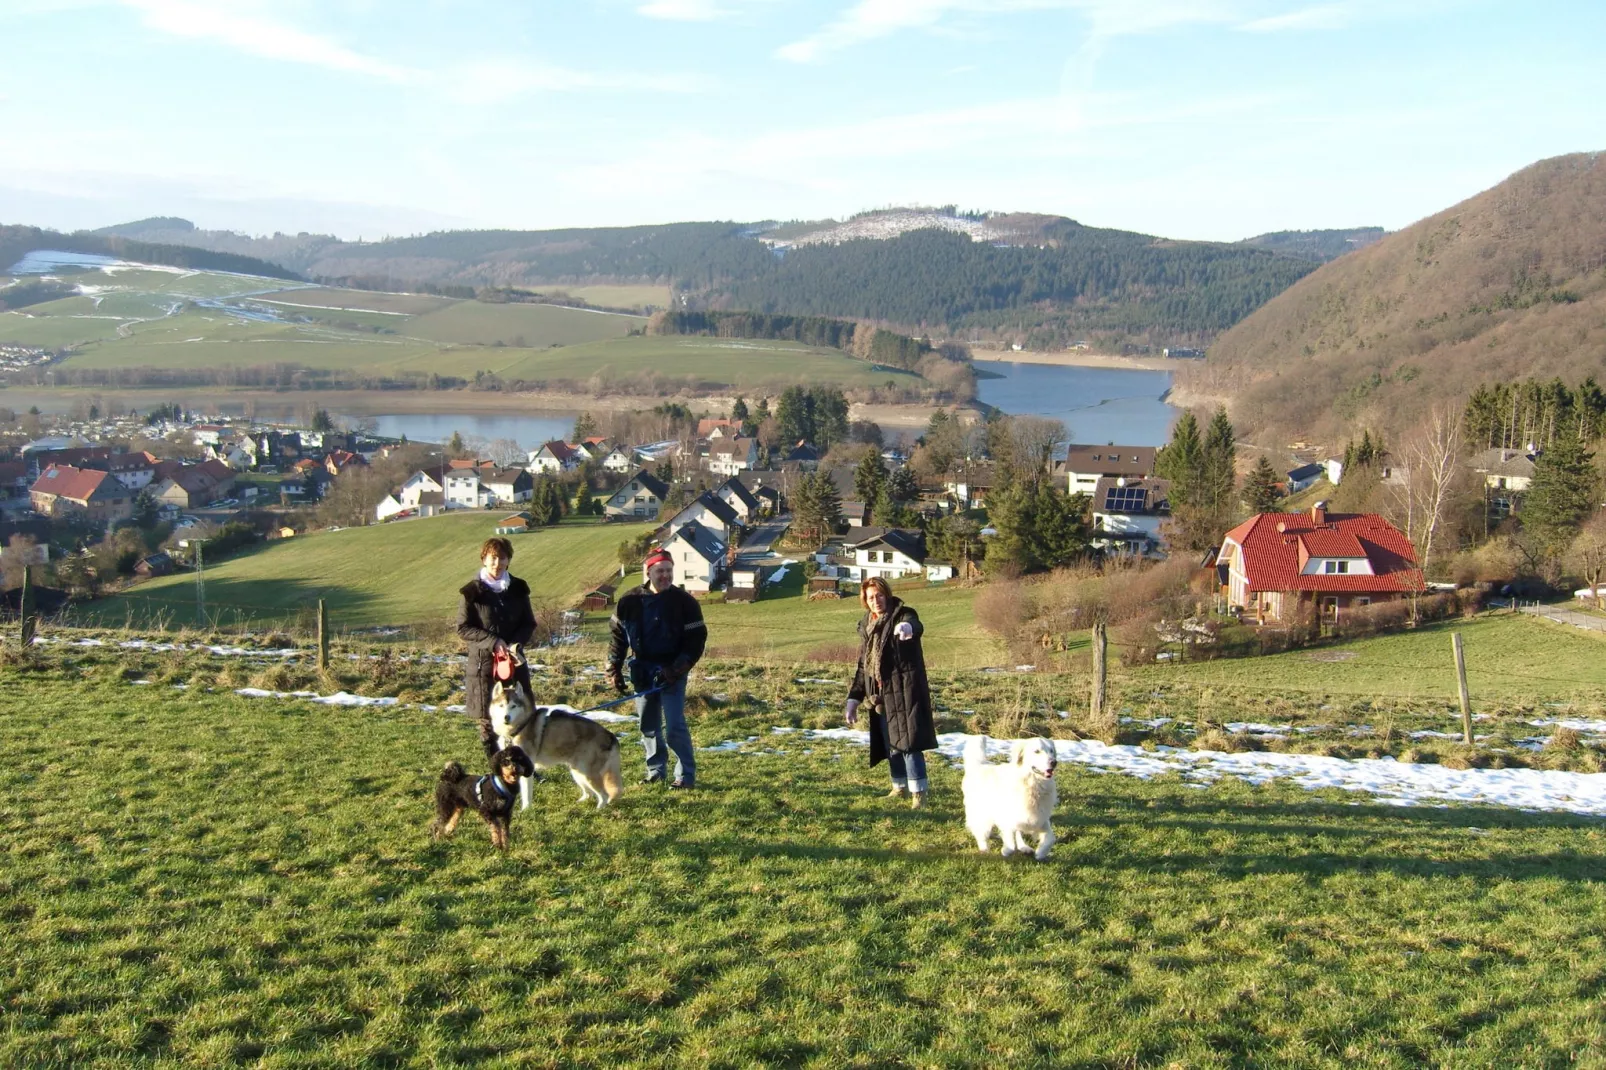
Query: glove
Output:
[[844, 698, 860, 726], [894, 621, 914, 641], [607, 665, 626, 694], [660, 658, 691, 685]]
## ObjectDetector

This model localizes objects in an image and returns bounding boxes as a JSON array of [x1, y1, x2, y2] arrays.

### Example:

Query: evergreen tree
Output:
[[572, 411, 598, 441], [311, 409, 334, 433], [933, 514, 983, 577], [886, 466, 919, 503], [447, 431, 467, 458], [1201, 406, 1238, 513], [1524, 435, 1600, 556], [1243, 456, 1282, 514], [792, 471, 842, 545], [983, 477, 1035, 575], [1155, 411, 1203, 507], [854, 450, 888, 517]]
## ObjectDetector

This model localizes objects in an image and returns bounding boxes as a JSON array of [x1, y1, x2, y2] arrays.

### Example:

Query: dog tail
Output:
[[440, 760, 466, 782], [964, 735, 988, 769]]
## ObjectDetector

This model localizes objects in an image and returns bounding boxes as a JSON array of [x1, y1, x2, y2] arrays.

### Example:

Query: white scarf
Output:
[[479, 568, 510, 593]]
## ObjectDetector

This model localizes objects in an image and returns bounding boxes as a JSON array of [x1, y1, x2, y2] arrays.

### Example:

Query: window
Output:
[[1322, 560, 1350, 574]]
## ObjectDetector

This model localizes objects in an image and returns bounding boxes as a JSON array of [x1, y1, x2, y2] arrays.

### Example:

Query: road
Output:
[[734, 517, 794, 578], [1519, 601, 1606, 634]]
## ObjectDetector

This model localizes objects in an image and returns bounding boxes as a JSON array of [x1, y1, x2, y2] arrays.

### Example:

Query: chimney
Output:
[[1310, 501, 1327, 525]]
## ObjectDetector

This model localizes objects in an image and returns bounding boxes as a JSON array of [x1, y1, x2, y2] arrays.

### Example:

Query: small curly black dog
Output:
[[432, 745, 535, 850]]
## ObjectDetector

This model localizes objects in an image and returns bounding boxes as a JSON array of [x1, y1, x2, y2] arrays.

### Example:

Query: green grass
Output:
[[697, 571, 1000, 669], [3, 650, 1605, 1066], [0, 308, 127, 348], [76, 515, 652, 630], [257, 288, 455, 316], [498, 334, 920, 390], [533, 284, 671, 310], [404, 302, 643, 348]]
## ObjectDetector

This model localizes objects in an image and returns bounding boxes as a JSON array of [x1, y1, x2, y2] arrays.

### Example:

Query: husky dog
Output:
[[961, 736, 1059, 861], [432, 745, 535, 850], [488, 681, 625, 809]]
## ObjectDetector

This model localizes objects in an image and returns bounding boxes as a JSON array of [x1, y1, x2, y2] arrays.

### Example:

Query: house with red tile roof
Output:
[[151, 459, 237, 509], [30, 464, 133, 523], [528, 440, 581, 473], [1217, 503, 1422, 624]]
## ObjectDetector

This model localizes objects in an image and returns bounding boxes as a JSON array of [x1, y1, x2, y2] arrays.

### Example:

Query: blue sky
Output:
[[2, 0, 1601, 241]]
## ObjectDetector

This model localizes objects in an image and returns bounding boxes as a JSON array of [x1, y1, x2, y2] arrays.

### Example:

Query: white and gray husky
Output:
[[488, 681, 625, 810]]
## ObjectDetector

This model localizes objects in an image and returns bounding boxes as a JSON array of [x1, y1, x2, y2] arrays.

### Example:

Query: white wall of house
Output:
[[605, 478, 662, 518], [1065, 470, 1103, 495], [1299, 556, 1375, 576], [112, 468, 155, 491], [444, 474, 487, 509], [602, 450, 634, 473], [850, 546, 922, 580], [483, 482, 532, 505], [670, 501, 734, 543], [671, 544, 719, 592], [1093, 512, 1165, 538]]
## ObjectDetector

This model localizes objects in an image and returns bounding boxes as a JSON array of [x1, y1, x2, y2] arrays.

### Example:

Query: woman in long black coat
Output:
[[457, 536, 536, 760], [845, 576, 937, 808]]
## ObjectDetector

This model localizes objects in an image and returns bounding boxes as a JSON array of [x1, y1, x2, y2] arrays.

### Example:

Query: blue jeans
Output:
[[633, 664, 694, 785], [875, 714, 927, 793]]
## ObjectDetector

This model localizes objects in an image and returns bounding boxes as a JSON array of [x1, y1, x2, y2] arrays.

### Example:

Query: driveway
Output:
[[1519, 602, 1606, 633], [737, 517, 790, 558]]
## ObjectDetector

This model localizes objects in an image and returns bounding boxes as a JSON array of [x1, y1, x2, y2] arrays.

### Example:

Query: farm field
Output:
[[3, 644, 1605, 1067], [531, 284, 672, 310], [403, 300, 642, 348], [76, 514, 652, 631], [253, 287, 455, 316]]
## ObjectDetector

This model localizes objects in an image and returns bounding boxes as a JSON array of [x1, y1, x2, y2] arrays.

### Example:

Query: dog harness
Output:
[[475, 774, 517, 809]]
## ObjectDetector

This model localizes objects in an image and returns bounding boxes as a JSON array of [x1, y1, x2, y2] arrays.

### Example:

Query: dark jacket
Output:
[[608, 582, 707, 678], [849, 596, 936, 761], [457, 574, 536, 724]]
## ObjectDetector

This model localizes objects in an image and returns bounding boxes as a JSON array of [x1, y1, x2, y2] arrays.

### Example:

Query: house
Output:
[[580, 583, 616, 611], [1061, 446, 1157, 496], [604, 470, 670, 519], [706, 436, 758, 476], [714, 477, 762, 524], [29, 464, 133, 523], [598, 446, 636, 474], [24, 444, 120, 479], [663, 519, 726, 593], [0, 460, 30, 500], [375, 465, 452, 520], [482, 467, 534, 506], [1286, 463, 1325, 494], [667, 492, 743, 545], [103, 451, 163, 491], [281, 468, 332, 502], [150, 459, 237, 510], [324, 449, 368, 476], [944, 463, 996, 508], [190, 423, 229, 447], [494, 512, 534, 535], [1217, 503, 1423, 624], [528, 440, 582, 473], [696, 418, 742, 439], [1163, 347, 1206, 359], [1469, 447, 1538, 519], [734, 470, 785, 515], [925, 560, 957, 582], [844, 528, 927, 581], [1091, 476, 1172, 556], [444, 470, 492, 509], [134, 551, 175, 578]]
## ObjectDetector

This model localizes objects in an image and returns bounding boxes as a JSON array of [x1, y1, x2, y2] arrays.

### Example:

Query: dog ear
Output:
[[1011, 740, 1027, 765], [492, 681, 504, 699]]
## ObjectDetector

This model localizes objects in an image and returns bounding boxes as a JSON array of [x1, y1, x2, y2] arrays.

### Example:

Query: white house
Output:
[[604, 470, 669, 519], [664, 519, 726, 593], [706, 436, 758, 476], [600, 447, 636, 474], [1061, 445, 1157, 497], [1324, 457, 1345, 485], [528, 440, 582, 473], [715, 477, 761, 524], [667, 492, 742, 545], [104, 451, 162, 491], [845, 528, 926, 581], [481, 467, 534, 506], [1286, 463, 1325, 494], [444, 470, 492, 509], [1091, 476, 1171, 556], [1470, 447, 1538, 518]]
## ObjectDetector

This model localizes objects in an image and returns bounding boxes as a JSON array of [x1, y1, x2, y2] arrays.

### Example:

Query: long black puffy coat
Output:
[[848, 596, 936, 763], [457, 575, 536, 750]]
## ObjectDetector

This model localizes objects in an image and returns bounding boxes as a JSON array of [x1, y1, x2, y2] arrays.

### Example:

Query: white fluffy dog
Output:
[[962, 736, 1059, 860]]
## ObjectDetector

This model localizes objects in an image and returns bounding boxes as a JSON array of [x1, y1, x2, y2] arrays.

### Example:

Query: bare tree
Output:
[[1394, 406, 1465, 577], [486, 438, 526, 466], [1571, 512, 1606, 610], [1011, 417, 1069, 478]]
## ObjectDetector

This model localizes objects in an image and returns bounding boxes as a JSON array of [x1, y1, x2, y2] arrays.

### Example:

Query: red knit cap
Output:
[[643, 548, 672, 569]]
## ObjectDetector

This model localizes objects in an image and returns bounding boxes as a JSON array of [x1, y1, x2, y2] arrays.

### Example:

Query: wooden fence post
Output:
[[317, 599, 329, 671], [1090, 620, 1109, 729], [18, 564, 36, 649], [1452, 631, 1473, 745]]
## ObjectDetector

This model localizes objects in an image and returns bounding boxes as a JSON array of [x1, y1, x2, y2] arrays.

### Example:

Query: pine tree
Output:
[[792, 471, 842, 545], [1524, 435, 1600, 556], [1243, 457, 1281, 514], [854, 450, 888, 517], [1156, 411, 1203, 507], [1201, 407, 1237, 513], [886, 466, 919, 503], [572, 411, 598, 441]]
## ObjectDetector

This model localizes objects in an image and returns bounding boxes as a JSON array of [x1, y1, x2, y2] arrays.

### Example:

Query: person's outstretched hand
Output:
[[844, 698, 860, 726], [894, 621, 914, 641]]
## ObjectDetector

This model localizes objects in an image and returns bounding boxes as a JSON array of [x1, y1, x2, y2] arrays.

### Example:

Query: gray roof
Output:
[[667, 519, 725, 563], [1287, 463, 1325, 482], [718, 477, 760, 511], [1063, 445, 1157, 477], [857, 528, 926, 562]]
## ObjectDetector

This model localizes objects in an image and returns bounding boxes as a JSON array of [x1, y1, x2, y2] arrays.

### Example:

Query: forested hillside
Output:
[[66, 212, 1315, 348], [1237, 227, 1386, 262], [0, 225, 300, 281], [1183, 152, 1606, 443]]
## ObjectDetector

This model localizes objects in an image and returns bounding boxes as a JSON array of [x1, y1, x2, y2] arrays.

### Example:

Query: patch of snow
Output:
[[1530, 719, 1606, 732]]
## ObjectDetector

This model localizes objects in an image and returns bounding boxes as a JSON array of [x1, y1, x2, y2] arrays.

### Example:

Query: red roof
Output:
[[31, 464, 112, 502], [1222, 510, 1422, 594]]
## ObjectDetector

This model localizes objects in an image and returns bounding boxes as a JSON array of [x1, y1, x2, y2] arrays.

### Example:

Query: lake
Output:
[[346, 362, 1176, 449], [972, 360, 1176, 446]]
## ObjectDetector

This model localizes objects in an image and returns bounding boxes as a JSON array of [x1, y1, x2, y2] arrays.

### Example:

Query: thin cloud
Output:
[[1239, 4, 1350, 32], [120, 0, 418, 82], [637, 0, 728, 19], [447, 59, 710, 101]]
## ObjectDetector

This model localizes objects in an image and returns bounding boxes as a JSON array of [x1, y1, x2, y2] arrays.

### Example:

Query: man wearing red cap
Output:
[[606, 546, 707, 788]]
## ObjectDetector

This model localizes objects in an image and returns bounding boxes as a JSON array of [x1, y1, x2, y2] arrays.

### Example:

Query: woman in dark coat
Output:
[[457, 536, 536, 760], [845, 576, 937, 808]]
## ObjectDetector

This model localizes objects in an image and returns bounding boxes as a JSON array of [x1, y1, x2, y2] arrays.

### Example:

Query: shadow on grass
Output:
[[75, 576, 382, 630]]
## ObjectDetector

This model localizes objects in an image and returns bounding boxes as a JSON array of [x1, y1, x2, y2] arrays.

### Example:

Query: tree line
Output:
[[1463, 377, 1606, 451]]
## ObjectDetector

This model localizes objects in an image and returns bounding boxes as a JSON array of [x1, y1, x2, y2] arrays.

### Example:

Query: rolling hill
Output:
[[1183, 152, 1606, 443], [78, 209, 1320, 348]]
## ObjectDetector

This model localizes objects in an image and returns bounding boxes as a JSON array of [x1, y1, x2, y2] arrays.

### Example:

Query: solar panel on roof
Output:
[[1104, 486, 1148, 512]]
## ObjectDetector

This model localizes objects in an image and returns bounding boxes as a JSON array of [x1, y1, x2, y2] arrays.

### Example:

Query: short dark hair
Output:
[[859, 576, 893, 609], [480, 537, 514, 561]]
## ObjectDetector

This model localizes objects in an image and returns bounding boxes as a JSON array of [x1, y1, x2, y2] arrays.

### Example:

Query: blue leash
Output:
[[577, 682, 665, 715]]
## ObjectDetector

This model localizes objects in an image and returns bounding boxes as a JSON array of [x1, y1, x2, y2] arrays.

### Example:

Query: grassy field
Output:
[[256, 288, 455, 316], [404, 302, 642, 348], [696, 571, 1001, 668], [3, 646, 1605, 1066], [532, 284, 672, 311], [498, 335, 921, 391], [76, 515, 651, 631]]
